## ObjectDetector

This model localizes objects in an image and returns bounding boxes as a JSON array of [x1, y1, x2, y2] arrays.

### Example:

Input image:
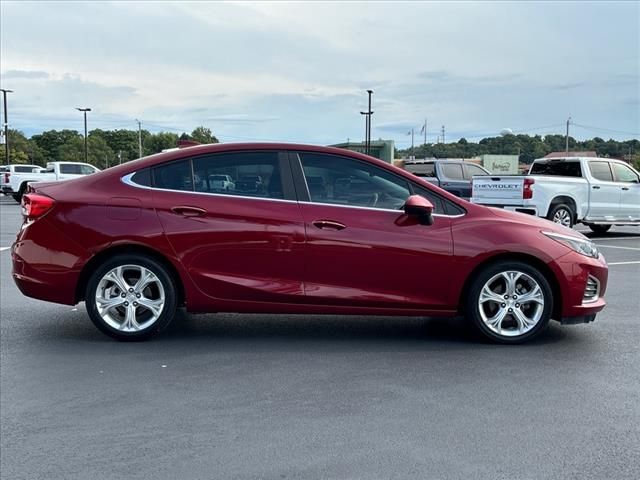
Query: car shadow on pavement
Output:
[[149, 311, 574, 349]]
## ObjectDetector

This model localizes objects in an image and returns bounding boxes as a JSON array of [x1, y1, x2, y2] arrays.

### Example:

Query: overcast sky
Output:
[[1, 1, 638, 147]]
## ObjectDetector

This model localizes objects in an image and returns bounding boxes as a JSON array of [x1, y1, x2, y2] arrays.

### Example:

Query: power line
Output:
[[572, 123, 640, 137]]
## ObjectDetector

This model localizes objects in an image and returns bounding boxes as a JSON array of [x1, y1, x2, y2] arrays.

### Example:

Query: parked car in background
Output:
[[404, 159, 491, 199], [470, 156, 640, 233], [3, 161, 100, 202], [207, 174, 235, 191], [2, 164, 42, 199], [13, 143, 608, 344]]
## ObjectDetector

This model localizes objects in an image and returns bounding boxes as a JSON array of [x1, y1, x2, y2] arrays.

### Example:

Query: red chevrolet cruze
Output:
[[12, 143, 608, 343]]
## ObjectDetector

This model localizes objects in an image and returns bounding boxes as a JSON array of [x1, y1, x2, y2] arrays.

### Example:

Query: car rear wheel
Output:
[[548, 204, 574, 228], [588, 224, 612, 234], [466, 261, 553, 344], [85, 254, 177, 341]]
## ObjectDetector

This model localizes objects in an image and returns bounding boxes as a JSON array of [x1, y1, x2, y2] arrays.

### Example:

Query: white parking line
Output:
[[595, 244, 640, 251], [608, 261, 640, 266], [0, 247, 10, 252], [592, 237, 640, 241]]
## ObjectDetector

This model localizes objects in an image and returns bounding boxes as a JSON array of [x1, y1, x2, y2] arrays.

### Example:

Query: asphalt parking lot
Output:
[[1, 195, 638, 480]]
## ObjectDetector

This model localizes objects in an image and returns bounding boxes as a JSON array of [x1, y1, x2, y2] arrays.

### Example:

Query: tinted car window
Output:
[[60, 164, 82, 174], [300, 153, 410, 210], [440, 163, 464, 180], [588, 161, 613, 181], [153, 160, 193, 191], [406, 162, 435, 177], [80, 165, 96, 175], [131, 168, 151, 186], [611, 163, 639, 183], [530, 161, 582, 177], [464, 164, 489, 179], [192, 151, 283, 199], [14, 166, 36, 173]]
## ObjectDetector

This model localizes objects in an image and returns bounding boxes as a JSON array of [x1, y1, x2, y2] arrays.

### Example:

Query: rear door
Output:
[[438, 163, 469, 198], [586, 161, 623, 220], [293, 151, 455, 311], [611, 162, 640, 220], [150, 150, 306, 303]]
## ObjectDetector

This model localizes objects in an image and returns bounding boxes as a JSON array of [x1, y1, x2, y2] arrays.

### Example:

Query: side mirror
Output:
[[403, 195, 434, 225]]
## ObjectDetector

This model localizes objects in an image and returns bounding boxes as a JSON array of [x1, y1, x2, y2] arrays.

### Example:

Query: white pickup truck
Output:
[[470, 156, 640, 233], [1, 161, 100, 202]]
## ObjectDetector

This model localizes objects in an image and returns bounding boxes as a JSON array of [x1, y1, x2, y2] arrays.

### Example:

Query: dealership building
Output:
[[330, 140, 395, 163]]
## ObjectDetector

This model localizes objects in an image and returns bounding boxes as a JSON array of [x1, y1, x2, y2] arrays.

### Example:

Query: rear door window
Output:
[[192, 151, 284, 199], [530, 161, 582, 177], [440, 163, 464, 180], [588, 162, 613, 182], [60, 164, 82, 174]]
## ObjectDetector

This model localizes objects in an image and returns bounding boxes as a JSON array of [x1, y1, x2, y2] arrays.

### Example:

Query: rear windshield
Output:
[[530, 161, 582, 177]]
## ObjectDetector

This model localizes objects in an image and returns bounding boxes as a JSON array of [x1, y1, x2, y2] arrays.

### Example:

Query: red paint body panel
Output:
[[11, 142, 608, 323]]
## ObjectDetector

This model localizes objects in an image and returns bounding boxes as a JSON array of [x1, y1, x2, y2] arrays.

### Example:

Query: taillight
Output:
[[523, 178, 535, 199], [21, 193, 55, 219], [3, 172, 9, 183]]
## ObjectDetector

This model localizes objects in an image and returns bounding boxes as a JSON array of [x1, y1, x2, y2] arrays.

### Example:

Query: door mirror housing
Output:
[[403, 195, 434, 225]]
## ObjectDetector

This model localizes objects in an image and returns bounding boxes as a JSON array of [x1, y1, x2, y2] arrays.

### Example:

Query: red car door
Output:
[[151, 151, 306, 304], [292, 152, 456, 312]]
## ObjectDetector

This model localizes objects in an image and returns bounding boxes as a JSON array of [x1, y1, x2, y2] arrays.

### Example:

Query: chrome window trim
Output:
[[121, 172, 297, 205], [121, 172, 466, 218]]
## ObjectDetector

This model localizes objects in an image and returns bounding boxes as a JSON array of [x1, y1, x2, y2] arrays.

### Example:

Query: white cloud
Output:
[[1, 0, 638, 144]]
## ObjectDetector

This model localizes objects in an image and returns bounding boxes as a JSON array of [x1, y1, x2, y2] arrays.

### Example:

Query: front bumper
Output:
[[550, 250, 608, 321]]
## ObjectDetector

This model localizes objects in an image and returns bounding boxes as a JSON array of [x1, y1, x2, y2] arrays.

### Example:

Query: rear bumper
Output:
[[2, 186, 14, 194], [12, 218, 89, 306]]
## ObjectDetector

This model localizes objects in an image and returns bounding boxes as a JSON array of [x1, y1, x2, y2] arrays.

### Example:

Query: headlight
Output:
[[542, 231, 599, 258]]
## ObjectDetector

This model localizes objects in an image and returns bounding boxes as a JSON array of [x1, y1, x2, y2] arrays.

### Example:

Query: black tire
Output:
[[466, 260, 553, 344], [547, 203, 575, 228], [85, 254, 178, 341], [12, 193, 21, 203], [588, 224, 612, 234]]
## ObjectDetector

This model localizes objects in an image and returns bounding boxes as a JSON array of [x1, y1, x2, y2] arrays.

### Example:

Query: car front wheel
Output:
[[85, 254, 178, 341], [466, 261, 553, 344]]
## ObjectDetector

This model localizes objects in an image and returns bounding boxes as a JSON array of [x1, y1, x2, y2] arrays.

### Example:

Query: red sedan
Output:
[[12, 143, 608, 343]]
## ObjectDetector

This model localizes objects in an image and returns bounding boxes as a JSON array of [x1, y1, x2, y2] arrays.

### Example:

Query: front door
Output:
[[586, 161, 622, 220], [152, 151, 306, 303], [293, 152, 455, 311], [611, 162, 640, 220]]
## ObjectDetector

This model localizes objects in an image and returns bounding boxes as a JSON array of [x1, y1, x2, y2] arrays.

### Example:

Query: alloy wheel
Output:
[[478, 270, 545, 337], [95, 264, 165, 332], [552, 208, 572, 227]]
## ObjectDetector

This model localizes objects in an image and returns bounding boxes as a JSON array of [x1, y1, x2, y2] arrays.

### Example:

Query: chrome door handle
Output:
[[592, 185, 600, 189], [312, 220, 346, 231], [171, 206, 207, 217]]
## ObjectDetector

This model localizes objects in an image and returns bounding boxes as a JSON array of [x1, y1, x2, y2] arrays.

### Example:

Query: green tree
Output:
[[57, 135, 114, 169], [31, 130, 82, 162], [144, 132, 179, 155], [190, 126, 219, 144]]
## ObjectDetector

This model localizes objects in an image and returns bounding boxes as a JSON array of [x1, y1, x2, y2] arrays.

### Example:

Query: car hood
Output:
[[487, 207, 588, 239]]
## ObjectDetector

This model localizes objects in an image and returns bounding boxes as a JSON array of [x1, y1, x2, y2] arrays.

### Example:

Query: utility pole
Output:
[[360, 89, 374, 155], [1, 88, 13, 165], [135, 119, 143, 158], [441, 125, 445, 144], [565, 116, 571, 153], [76, 107, 91, 163], [408, 128, 415, 159], [423, 118, 427, 146]]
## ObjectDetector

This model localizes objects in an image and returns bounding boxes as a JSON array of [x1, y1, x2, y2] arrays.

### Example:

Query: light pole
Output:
[[565, 116, 571, 153], [76, 107, 91, 163], [360, 89, 374, 155], [1, 88, 13, 165], [135, 119, 142, 158]]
